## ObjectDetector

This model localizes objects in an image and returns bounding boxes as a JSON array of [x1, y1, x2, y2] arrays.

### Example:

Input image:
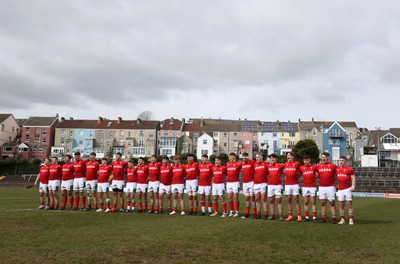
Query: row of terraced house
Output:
[[1, 113, 400, 167]]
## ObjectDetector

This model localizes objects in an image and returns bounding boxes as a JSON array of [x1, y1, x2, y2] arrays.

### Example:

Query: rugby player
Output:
[[336, 156, 356, 225], [96, 158, 113, 212], [226, 152, 242, 218], [34, 158, 51, 209], [185, 154, 199, 215], [316, 152, 338, 224], [299, 155, 318, 223], [60, 155, 75, 210], [241, 152, 255, 219], [253, 153, 268, 219], [48, 157, 62, 210], [125, 159, 137, 212], [158, 156, 173, 214], [210, 156, 227, 217], [85, 152, 99, 211], [170, 155, 186, 215], [284, 151, 302, 222], [111, 152, 127, 212], [148, 155, 161, 213], [198, 154, 213, 216], [73, 152, 87, 210], [136, 157, 149, 213], [266, 153, 285, 220]]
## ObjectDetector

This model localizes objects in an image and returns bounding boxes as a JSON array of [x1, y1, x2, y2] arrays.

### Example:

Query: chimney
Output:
[[200, 117, 204, 127], [98, 117, 103, 123], [117, 117, 122, 124], [69, 117, 73, 120], [169, 117, 174, 125], [61, 117, 65, 122], [137, 119, 141, 124], [298, 118, 301, 122], [312, 117, 314, 122]]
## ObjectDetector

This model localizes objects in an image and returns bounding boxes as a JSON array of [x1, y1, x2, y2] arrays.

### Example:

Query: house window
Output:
[[203, 139, 207, 145], [43, 137, 47, 143], [312, 129, 317, 136], [233, 133, 238, 137], [89, 131, 93, 137], [61, 129, 65, 136], [173, 131, 178, 137], [128, 131, 131, 137], [273, 132, 277, 137], [99, 130, 104, 137], [43, 129, 47, 135], [140, 130, 144, 136], [201, 150, 208, 155], [3, 147, 13, 152], [61, 138, 65, 144], [26, 127, 30, 132], [38, 148, 43, 152], [79, 140, 83, 145], [139, 139, 144, 146], [109, 131, 113, 137], [290, 132, 295, 137], [244, 140, 250, 145], [164, 131, 169, 137], [36, 128, 41, 133], [214, 140, 218, 147], [382, 134, 397, 144], [328, 139, 334, 145], [1, 124, 4, 131], [119, 130, 124, 136], [224, 143, 227, 147], [289, 140, 296, 146], [234, 140, 238, 147], [149, 132, 154, 138], [86, 141, 91, 147], [69, 130, 73, 137], [161, 148, 172, 155], [80, 130, 84, 136], [35, 135, 40, 142], [25, 135, 29, 142], [133, 147, 146, 155], [213, 132, 219, 137], [12, 127, 15, 132], [194, 132, 199, 137], [99, 139, 104, 145]]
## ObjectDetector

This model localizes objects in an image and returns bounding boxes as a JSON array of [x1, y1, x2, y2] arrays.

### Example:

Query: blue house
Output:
[[322, 122, 348, 164], [73, 129, 95, 156]]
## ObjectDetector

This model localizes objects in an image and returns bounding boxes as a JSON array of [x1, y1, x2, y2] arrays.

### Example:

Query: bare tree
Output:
[[137, 111, 154, 120]]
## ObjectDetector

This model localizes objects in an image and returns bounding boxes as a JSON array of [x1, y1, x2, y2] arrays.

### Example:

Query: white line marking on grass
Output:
[[0, 197, 32, 200]]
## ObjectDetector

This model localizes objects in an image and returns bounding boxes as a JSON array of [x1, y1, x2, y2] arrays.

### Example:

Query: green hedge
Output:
[[0, 159, 41, 175]]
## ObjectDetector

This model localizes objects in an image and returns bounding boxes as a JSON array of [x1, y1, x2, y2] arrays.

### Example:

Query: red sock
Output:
[[214, 203, 218, 213], [305, 212, 310, 218], [289, 212, 293, 217], [132, 202, 136, 208], [139, 203, 143, 211], [88, 203, 92, 208], [349, 215, 354, 219], [127, 201, 131, 207], [201, 202, 206, 207], [62, 198, 67, 208], [246, 207, 250, 215], [144, 204, 148, 211], [235, 201, 239, 212], [297, 211, 301, 216], [120, 203, 124, 209], [207, 202, 212, 212], [68, 197, 73, 207], [55, 203, 59, 209], [322, 215, 327, 220], [229, 201, 233, 211], [74, 197, 79, 208], [189, 207, 193, 212], [150, 205, 154, 211], [107, 203, 111, 209], [253, 208, 256, 215], [258, 211, 261, 216], [50, 204, 54, 209], [100, 203, 104, 209], [264, 211, 269, 217], [194, 207, 198, 213], [222, 203, 227, 213], [271, 213, 275, 218], [113, 204, 117, 210], [312, 212, 317, 218], [81, 197, 86, 208]]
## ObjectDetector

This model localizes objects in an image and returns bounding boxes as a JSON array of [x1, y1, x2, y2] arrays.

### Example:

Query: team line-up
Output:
[[34, 151, 356, 225]]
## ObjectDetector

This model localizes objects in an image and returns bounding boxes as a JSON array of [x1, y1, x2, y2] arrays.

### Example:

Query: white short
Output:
[[243, 181, 254, 196], [198, 185, 211, 195], [302, 187, 317, 197], [61, 179, 73, 191], [186, 179, 198, 194], [284, 184, 300, 196], [338, 187, 353, 202], [111, 180, 125, 191], [212, 183, 225, 196], [226, 182, 240, 194], [39, 183, 48, 193], [268, 185, 283, 198], [159, 183, 171, 195], [125, 182, 137, 193], [97, 182, 109, 193], [319, 186, 336, 201], [48, 180, 60, 191], [86, 180, 98, 192], [254, 183, 268, 194], [73, 178, 86, 191], [137, 183, 148, 193], [171, 183, 184, 194], [148, 181, 160, 192]]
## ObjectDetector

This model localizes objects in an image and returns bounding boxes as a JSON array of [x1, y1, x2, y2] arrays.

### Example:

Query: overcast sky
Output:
[[1, 1, 399, 129]]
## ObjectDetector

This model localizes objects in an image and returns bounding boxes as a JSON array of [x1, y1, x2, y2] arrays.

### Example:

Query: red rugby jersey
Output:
[[148, 162, 161, 182], [284, 161, 301, 185], [254, 161, 268, 184], [336, 166, 354, 190], [86, 161, 99, 181], [198, 162, 213, 186], [73, 159, 86, 179], [136, 165, 149, 184], [160, 164, 173, 185], [39, 165, 50, 184], [172, 164, 185, 184], [98, 164, 112, 183], [49, 164, 62, 181], [226, 162, 242, 182], [299, 164, 317, 188], [185, 162, 199, 181], [127, 167, 137, 183], [267, 163, 284, 185], [112, 160, 127, 181], [212, 165, 227, 184], [241, 160, 255, 183], [317, 162, 337, 187], [62, 162, 75, 181]]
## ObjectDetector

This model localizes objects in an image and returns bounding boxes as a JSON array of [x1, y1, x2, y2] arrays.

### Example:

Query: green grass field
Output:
[[1, 188, 400, 264]]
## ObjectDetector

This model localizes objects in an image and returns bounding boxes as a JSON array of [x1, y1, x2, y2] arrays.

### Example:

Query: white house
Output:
[[196, 133, 214, 158]]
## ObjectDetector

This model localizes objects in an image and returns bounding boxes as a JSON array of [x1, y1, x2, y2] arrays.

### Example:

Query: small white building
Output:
[[196, 133, 214, 158]]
